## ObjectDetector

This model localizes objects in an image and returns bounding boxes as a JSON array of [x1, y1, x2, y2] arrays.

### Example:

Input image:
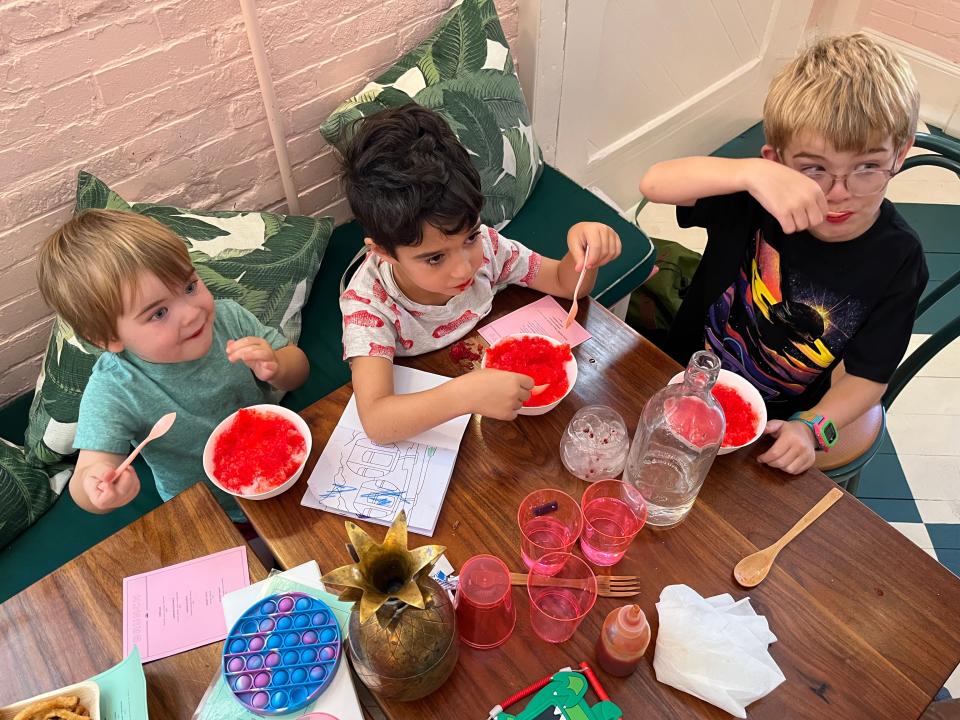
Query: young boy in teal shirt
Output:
[[37, 209, 310, 519]]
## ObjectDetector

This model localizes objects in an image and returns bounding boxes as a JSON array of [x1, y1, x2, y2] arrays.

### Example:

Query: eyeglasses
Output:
[[782, 148, 901, 198]]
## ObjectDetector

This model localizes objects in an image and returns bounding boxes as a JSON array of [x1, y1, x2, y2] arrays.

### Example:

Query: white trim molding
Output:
[[517, 0, 566, 166], [861, 29, 960, 139]]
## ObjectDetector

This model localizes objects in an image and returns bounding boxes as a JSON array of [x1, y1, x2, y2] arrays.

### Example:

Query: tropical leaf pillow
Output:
[[0, 438, 70, 549], [320, 0, 543, 228], [24, 171, 332, 467]]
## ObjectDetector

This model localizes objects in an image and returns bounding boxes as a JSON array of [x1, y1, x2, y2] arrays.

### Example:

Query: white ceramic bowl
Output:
[[0, 680, 100, 720], [482, 333, 578, 416], [668, 368, 766, 454], [203, 404, 312, 500]]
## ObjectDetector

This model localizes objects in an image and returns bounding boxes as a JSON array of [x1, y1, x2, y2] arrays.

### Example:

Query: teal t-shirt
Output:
[[74, 299, 289, 520]]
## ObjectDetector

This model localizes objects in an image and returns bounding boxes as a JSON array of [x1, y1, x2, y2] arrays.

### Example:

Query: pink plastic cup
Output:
[[526, 552, 597, 643], [456, 554, 516, 649], [580, 479, 647, 566], [518, 489, 583, 574]]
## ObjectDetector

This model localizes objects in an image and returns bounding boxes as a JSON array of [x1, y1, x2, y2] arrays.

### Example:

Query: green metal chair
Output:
[[821, 131, 960, 494]]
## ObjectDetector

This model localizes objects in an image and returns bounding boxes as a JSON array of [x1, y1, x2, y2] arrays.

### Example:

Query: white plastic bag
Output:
[[654, 584, 785, 718]]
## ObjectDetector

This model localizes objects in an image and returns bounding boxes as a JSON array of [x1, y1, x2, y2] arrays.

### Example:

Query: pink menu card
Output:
[[123, 545, 250, 663], [478, 295, 592, 347]]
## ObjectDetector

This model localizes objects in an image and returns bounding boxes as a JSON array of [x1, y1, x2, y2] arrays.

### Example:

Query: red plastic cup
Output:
[[580, 479, 647, 566], [456, 554, 516, 649], [526, 552, 597, 643], [517, 489, 583, 573]]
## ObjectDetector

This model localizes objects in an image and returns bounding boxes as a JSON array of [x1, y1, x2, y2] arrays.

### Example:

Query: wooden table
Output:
[[241, 287, 960, 719], [0, 482, 266, 717]]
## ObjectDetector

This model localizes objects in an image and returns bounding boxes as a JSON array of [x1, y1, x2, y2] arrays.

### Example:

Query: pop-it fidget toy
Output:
[[222, 591, 342, 715]]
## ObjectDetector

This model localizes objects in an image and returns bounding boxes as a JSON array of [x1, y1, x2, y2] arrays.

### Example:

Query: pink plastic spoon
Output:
[[108, 412, 177, 482], [563, 246, 590, 329]]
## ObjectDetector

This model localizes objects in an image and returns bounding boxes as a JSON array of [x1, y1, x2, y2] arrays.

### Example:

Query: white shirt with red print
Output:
[[341, 225, 542, 360]]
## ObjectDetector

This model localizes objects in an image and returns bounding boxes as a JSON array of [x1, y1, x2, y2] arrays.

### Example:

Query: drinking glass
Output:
[[455, 555, 516, 649], [526, 552, 597, 643], [517, 489, 583, 573], [560, 405, 630, 482], [580, 479, 647, 566]]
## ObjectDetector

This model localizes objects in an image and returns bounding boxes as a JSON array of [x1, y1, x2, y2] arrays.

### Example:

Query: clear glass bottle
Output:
[[624, 350, 725, 527]]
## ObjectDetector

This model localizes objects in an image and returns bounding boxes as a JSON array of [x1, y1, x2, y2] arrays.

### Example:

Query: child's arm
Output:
[[71, 449, 141, 513], [528, 222, 622, 299], [351, 356, 533, 445], [227, 339, 309, 391], [758, 371, 885, 475], [639, 156, 829, 234]]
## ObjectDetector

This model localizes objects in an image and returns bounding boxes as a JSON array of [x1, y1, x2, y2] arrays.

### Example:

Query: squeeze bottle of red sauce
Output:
[[595, 604, 651, 677]]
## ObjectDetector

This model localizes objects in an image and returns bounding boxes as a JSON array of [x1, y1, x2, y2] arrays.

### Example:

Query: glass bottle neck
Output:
[[682, 350, 720, 394]]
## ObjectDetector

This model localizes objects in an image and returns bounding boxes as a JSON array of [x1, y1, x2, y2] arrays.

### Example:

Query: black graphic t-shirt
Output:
[[668, 192, 928, 419]]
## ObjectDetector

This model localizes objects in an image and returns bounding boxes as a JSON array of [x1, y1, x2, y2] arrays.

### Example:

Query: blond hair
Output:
[[764, 33, 919, 153], [37, 209, 194, 347]]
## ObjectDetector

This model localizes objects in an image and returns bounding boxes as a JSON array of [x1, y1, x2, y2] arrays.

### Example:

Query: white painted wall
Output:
[[518, 0, 960, 212], [551, 0, 813, 209]]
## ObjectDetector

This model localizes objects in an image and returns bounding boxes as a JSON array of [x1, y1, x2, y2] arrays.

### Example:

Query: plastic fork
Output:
[[563, 246, 590, 329], [509, 571, 641, 598]]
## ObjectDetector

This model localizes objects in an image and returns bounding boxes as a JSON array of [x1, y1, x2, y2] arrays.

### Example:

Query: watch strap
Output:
[[789, 412, 837, 452]]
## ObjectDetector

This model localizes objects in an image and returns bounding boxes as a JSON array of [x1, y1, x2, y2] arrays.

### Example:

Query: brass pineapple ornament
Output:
[[321, 511, 459, 700]]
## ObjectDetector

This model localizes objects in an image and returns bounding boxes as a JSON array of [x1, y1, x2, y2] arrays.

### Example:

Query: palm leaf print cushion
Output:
[[23, 171, 332, 468], [321, 0, 542, 228]]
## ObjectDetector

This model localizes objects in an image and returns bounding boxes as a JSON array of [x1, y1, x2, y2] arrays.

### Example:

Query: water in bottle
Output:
[[624, 350, 725, 527]]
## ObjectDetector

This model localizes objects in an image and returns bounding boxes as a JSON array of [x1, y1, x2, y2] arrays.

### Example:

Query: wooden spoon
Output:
[[106, 412, 177, 483], [563, 246, 590, 329], [734, 486, 843, 587]]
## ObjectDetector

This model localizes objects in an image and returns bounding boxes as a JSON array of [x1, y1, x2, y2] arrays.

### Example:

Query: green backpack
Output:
[[626, 236, 702, 335]]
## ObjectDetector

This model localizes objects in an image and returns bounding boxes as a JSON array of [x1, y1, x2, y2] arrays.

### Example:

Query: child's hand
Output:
[[567, 222, 622, 272], [757, 419, 817, 474], [83, 462, 140, 511], [227, 337, 279, 381], [746, 159, 829, 234], [461, 368, 534, 420]]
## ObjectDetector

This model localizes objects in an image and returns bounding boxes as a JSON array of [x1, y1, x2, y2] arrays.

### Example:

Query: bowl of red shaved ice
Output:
[[669, 369, 766, 454], [203, 404, 312, 499], [481, 333, 578, 416]]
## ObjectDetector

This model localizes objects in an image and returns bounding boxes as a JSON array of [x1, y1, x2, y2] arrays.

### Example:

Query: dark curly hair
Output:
[[340, 104, 483, 256]]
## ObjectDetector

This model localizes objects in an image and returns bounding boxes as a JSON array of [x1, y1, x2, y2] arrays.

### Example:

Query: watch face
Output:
[[823, 422, 838, 444]]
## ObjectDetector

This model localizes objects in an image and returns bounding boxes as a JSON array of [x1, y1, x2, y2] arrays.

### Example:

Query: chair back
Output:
[[883, 132, 960, 408]]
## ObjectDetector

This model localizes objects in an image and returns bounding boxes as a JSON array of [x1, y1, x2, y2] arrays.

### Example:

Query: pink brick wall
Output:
[[865, 0, 960, 61], [0, 0, 519, 403]]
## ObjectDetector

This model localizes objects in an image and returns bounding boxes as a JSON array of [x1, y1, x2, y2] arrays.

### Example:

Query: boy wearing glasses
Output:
[[638, 34, 928, 475]]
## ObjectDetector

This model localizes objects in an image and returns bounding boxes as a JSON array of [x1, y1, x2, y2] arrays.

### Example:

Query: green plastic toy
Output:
[[496, 671, 622, 720]]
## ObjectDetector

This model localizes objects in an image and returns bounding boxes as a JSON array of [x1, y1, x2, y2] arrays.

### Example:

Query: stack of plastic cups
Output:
[[456, 555, 516, 649]]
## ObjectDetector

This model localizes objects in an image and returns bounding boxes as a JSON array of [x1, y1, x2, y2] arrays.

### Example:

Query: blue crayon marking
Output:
[[317, 484, 357, 499], [359, 489, 413, 506]]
